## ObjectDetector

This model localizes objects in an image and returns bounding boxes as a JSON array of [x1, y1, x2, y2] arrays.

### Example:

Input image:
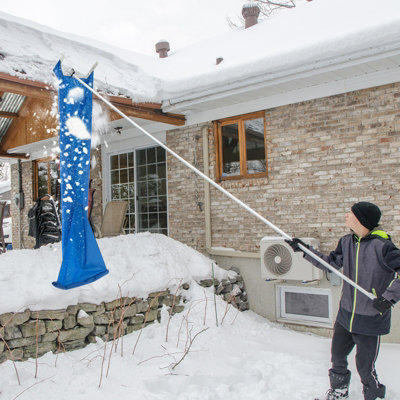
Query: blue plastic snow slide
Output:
[[52, 60, 108, 289]]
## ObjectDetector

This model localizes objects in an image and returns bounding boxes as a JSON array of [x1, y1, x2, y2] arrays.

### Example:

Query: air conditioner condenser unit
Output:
[[260, 236, 322, 282]]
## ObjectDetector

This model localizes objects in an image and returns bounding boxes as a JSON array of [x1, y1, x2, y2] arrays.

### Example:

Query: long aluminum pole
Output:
[[72, 74, 375, 300]]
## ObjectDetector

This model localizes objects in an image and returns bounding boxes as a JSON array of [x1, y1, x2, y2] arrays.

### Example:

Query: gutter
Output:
[[162, 41, 400, 113], [201, 125, 259, 260]]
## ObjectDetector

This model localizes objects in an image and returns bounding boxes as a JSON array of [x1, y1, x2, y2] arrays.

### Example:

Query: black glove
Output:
[[285, 238, 309, 253], [372, 296, 394, 313]]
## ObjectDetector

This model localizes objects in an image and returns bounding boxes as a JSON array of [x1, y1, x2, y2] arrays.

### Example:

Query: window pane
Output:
[[120, 168, 128, 184], [221, 123, 240, 177], [37, 162, 49, 198], [245, 118, 266, 174], [119, 153, 127, 169], [111, 170, 119, 185], [285, 292, 329, 318], [50, 160, 60, 201], [111, 155, 119, 170]]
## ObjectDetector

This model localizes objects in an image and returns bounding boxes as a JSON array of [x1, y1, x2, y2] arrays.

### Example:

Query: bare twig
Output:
[[203, 290, 208, 326], [132, 295, 159, 356], [166, 279, 183, 343], [34, 317, 39, 379], [212, 263, 219, 327], [12, 375, 55, 400], [0, 334, 21, 385], [171, 328, 209, 370], [220, 294, 235, 326]]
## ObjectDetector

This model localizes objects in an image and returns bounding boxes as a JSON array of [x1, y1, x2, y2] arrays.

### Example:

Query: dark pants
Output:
[[330, 321, 381, 388]]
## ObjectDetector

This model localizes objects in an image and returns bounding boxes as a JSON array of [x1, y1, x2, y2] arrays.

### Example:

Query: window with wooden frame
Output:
[[34, 158, 60, 201], [214, 111, 267, 181]]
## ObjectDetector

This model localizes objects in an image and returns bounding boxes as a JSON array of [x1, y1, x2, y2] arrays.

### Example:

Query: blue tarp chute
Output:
[[52, 60, 108, 289]]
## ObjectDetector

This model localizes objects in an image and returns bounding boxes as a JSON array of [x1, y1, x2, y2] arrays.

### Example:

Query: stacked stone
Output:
[[0, 290, 184, 364], [199, 274, 249, 311]]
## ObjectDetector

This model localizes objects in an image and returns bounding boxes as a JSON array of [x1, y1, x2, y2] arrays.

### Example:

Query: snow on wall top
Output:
[[1, 0, 400, 103]]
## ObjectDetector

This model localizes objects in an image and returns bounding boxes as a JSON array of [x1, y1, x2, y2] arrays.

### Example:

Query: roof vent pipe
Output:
[[155, 40, 170, 58], [242, 3, 260, 29]]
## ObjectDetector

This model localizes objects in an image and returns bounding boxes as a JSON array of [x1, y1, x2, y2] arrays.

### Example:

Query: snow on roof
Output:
[[1, 0, 400, 103], [0, 11, 162, 102], [153, 0, 400, 100]]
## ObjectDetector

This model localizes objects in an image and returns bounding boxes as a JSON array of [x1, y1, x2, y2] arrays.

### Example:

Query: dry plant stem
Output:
[[203, 290, 208, 326], [212, 262, 218, 327], [137, 350, 184, 366], [231, 308, 240, 325], [34, 317, 39, 379], [106, 311, 116, 378], [99, 320, 113, 388], [132, 295, 159, 356], [0, 334, 21, 385], [12, 375, 55, 400], [220, 295, 235, 326], [0, 319, 21, 385], [165, 279, 183, 343], [171, 327, 209, 370]]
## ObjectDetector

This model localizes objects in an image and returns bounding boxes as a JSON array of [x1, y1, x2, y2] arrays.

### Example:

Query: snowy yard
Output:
[[1, 234, 400, 399]]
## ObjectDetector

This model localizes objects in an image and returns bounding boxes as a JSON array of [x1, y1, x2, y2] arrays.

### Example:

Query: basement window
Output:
[[214, 111, 267, 180], [276, 285, 333, 328]]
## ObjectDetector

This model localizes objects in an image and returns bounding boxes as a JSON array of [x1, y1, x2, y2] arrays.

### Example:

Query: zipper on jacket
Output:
[[349, 236, 361, 332]]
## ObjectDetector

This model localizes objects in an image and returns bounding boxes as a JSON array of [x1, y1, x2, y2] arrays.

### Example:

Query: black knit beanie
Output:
[[351, 201, 381, 230]]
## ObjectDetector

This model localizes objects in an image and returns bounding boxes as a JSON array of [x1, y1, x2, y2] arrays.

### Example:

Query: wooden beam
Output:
[[0, 111, 18, 119], [0, 73, 53, 100], [0, 150, 29, 160], [108, 96, 185, 126]]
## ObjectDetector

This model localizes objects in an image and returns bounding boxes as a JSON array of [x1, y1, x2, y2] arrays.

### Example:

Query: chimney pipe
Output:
[[155, 40, 170, 58], [242, 3, 260, 29]]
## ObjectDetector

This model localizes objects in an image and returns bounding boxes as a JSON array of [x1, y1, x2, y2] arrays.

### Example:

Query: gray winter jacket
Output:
[[305, 229, 400, 336]]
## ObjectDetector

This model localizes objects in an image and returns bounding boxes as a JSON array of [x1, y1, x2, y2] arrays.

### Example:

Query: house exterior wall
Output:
[[10, 147, 103, 249], [166, 82, 400, 342], [167, 82, 400, 254]]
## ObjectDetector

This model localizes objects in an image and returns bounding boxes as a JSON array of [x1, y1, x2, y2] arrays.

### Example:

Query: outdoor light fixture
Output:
[[114, 126, 123, 134]]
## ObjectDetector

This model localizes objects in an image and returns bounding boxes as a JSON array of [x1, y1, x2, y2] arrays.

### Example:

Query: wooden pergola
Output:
[[0, 72, 185, 159]]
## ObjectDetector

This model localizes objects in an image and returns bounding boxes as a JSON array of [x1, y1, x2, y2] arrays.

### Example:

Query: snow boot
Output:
[[324, 387, 349, 400], [363, 383, 385, 400], [324, 369, 351, 399]]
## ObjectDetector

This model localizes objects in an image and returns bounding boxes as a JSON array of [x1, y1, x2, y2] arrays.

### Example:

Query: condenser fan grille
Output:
[[263, 244, 293, 275]]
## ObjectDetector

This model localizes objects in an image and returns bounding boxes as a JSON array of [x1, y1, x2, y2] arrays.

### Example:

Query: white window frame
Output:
[[276, 285, 333, 328], [102, 139, 169, 236]]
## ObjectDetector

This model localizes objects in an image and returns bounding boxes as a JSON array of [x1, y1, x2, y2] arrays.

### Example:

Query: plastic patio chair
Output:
[[94, 200, 128, 238]]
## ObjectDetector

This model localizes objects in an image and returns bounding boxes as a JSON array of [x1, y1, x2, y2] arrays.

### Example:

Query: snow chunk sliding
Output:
[[0, 232, 234, 314], [66, 87, 84, 104], [65, 116, 91, 140]]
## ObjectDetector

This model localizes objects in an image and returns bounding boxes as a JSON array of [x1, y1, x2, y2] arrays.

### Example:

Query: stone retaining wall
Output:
[[0, 275, 248, 364]]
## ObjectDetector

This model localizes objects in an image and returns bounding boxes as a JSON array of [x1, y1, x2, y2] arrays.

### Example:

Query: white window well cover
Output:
[[276, 285, 333, 327]]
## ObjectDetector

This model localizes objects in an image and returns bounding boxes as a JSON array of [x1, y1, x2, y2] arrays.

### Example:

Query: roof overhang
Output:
[[162, 43, 400, 124], [0, 73, 185, 159]]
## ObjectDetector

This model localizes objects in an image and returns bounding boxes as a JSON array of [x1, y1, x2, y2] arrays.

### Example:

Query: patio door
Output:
[[109, 146, 168, 235]]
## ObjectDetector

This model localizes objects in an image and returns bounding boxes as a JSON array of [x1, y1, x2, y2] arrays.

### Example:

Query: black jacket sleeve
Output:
[[381, 241, 400, 303], [303, 237, 344, 272]]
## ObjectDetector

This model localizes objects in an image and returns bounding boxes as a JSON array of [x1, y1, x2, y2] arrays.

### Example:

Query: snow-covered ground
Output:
[[1, 233, 400, 399]]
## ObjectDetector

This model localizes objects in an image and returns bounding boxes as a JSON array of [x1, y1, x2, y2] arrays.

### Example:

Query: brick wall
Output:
[[167, 82, 400, 254]]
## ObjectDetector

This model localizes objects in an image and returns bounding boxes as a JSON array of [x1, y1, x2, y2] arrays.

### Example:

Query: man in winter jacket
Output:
[[287, 202, 400, 400]]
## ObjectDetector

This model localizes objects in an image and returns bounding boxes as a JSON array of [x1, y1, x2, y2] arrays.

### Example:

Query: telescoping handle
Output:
[[298, 244, 375, 300], [71, 73, 376, 301]]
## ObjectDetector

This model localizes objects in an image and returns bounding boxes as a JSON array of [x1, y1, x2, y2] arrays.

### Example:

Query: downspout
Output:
[[202, 126, 259, 259], [17, 159, 25, 248]]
